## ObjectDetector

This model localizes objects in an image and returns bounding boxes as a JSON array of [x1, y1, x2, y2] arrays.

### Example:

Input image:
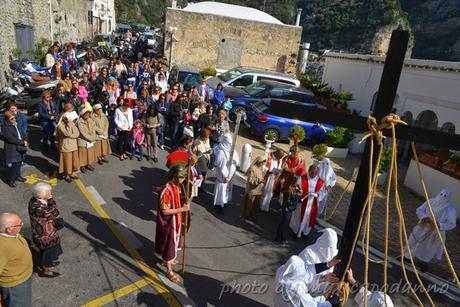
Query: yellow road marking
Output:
[[81, 277, 155, 307], [75, 179, 180, 307], [24, 173, 58, 186]]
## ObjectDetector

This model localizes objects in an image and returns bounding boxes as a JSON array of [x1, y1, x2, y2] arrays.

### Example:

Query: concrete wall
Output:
[[322, 54, 460, 131], [164, 8, 302, 74], [0, 0, 50, 88], [404, 159, 460, 214]]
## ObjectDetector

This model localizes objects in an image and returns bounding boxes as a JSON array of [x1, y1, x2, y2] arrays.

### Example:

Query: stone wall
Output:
[[164, 8, 302, 74], [0, 0, 50, 88], [51, 0, 93, 44]]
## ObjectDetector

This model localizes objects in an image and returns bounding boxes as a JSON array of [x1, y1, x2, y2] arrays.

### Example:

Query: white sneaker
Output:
[[159, 145, 164, 150]]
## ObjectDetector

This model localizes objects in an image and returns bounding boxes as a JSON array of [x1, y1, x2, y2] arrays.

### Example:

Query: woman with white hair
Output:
[[28, 183, 62, 278]]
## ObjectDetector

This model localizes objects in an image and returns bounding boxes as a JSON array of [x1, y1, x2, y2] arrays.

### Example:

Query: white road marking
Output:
[[86, 186, 107, 205]]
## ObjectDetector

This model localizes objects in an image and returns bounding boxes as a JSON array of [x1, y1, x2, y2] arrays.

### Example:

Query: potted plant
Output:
[[288, 125, 306, 147], [200, 67, 217, 79], [264, 130, 277, 152], [10, 48, 22, 60], [325, 127, 354, 158], [377, 147, 392, 185], [312, 143, 328, 166]]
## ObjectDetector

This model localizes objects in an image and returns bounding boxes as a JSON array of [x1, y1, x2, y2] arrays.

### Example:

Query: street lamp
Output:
[[168, 26, 178, 69]]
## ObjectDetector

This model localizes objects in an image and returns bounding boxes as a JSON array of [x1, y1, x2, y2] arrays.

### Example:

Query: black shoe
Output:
[[224, 203, 229, 208], [38, 271, 61, 278], [214, 206, 224, 215], [153, 157, 158, 163], [16, 176, 26, 183], [80, 167, 87, 173], [86, 165, 95, 171], [8, 182, 16, 188], [137, 157, 142, 161], [50, 261, 60, 267]]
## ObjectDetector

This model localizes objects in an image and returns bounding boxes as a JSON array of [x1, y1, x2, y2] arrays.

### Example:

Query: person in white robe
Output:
[[290, 165, 325, 237], [213, 132, 239, 213], [354, 287, 394, 307], [299, 228, 338, 296], [404, 188, 457, 267], [274, 255, 340, 307], [318, 158, 336, 215], [260, 148, 287, 212]]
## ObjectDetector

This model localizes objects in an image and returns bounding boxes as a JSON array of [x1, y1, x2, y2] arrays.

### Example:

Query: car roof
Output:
[[172, 65, 201, 73], [267, 98, 318, 108], [253, 80, 314, 95], [235, 66, 298, 80]]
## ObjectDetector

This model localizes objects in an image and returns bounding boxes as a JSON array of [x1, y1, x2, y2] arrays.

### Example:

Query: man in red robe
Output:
[[289, 164, 324, 237], [155, 163, 190, 283]]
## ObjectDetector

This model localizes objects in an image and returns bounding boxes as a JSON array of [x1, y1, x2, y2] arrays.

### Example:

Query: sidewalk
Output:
[[234, 126, 460, 282]]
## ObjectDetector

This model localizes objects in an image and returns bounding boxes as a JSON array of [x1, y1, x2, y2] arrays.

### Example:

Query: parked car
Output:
[[206, 66, 300, 97], [225, 80, 317, 121], [245, 99, 334, 144], [169, 65, 202, 91]]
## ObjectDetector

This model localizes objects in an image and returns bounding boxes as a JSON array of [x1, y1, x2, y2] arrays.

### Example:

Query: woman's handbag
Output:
[[16, 144, 28, 154], [286, 193, 301, 212], [54, 217, 65, 230]]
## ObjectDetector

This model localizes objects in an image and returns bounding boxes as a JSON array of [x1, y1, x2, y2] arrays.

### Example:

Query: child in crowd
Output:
[[130, 119, 145, 161]]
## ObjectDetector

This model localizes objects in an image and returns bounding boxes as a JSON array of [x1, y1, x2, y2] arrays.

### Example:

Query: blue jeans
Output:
[[131, 143, 144, 159], [0, 277, 32, 307], [42, 121, 56, 147], [275, 210, 293, 242]]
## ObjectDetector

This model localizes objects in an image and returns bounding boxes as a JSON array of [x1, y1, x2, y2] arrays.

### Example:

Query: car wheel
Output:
[[229, 106, 246, 122], [263, 128, 280, 142]]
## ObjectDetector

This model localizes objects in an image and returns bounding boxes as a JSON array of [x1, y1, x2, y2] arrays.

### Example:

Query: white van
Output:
[[206, 67, 300, 92]]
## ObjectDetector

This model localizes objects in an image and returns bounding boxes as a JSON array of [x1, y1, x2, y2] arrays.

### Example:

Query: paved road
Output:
[[0, 126, 457, 306]]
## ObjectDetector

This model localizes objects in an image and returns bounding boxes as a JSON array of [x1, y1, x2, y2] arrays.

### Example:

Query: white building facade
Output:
[[322, 52, 460, 211], [92, 0, 116, 36]]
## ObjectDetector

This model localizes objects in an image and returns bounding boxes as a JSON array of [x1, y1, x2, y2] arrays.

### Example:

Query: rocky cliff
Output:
[[115, 0, 460, 61]]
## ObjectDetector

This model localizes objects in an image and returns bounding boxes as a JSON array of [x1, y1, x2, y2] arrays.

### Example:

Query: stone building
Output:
[[0, 0, 51, 88], [164, 1, 302, 74], [51, 0, 94, 43], [92, 0, 116, 36]]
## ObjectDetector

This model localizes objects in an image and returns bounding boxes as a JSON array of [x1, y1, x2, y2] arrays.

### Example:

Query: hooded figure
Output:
[[213, 132, 240, 210], [298, 228, 338, 296], [354, 287, 394, 307], [274, 256, 332, 307], [405, 188, 457, 263], [318, 158, 336, 215]]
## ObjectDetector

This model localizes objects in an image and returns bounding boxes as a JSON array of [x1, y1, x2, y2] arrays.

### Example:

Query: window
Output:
[[219, 68, 242, 82], [268, 88, 285, 98], [283, 91, 314, 102], [256, 76, 297, 86], [230, 75, 253, 87], [245, 82, 270, 96]]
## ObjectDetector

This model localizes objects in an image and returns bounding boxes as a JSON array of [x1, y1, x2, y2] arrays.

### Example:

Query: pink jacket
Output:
[[131, 127, 144, 145], [78, 85, 88, 102]]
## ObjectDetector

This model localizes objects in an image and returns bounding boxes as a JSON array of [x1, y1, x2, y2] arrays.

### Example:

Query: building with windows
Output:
[[164, 1, 302, 74], [92, 0, 116, 36], [0, 0, 50, 88], [322, 52, 460, 210]]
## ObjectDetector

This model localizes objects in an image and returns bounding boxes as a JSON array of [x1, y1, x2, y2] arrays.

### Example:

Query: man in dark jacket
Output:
[[38, 91, 58, 149], [1, 111, 27, 187]]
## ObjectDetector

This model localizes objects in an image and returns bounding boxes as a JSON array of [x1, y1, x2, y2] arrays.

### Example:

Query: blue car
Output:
[[225, 80, 317, 121], [245, 99, 334, 144]]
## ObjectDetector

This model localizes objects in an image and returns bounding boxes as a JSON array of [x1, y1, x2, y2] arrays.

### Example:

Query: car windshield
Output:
[[144, 34, 154, 39], [178, 71, 201, 85], [219, 68, 242, 82], [244, 82, 270, 96]]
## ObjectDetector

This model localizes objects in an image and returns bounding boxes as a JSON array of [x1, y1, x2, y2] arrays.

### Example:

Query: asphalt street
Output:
[[0, 126, 457, 306]]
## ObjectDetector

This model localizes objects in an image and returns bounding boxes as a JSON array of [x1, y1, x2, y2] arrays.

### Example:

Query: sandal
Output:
[[166, 271, 181, 284], [63, 176, 71, 183]]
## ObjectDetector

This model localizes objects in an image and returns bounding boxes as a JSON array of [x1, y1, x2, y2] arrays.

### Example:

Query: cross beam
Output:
[[272, 30, 460, 277]]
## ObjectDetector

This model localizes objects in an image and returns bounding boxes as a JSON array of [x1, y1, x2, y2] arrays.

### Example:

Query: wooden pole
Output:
[[336, 29, 409, 277], [181, 149, 192, 274]]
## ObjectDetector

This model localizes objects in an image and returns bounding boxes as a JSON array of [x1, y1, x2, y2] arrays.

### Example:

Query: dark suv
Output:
[[225, 80, 317, 121]]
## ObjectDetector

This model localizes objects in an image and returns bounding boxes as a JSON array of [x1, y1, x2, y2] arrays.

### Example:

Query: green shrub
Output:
[[312, 143, 328, 161], [326, 127, 354, 148], [27, 38, 52, 66], [289, 125, 306, 144], [379, 147, 392, 173], [11, 48, 22, 59], [201, 67, 217, 77]]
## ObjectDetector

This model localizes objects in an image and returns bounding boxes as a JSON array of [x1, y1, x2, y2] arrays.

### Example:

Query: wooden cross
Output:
[[270, 29, 460, 277]]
